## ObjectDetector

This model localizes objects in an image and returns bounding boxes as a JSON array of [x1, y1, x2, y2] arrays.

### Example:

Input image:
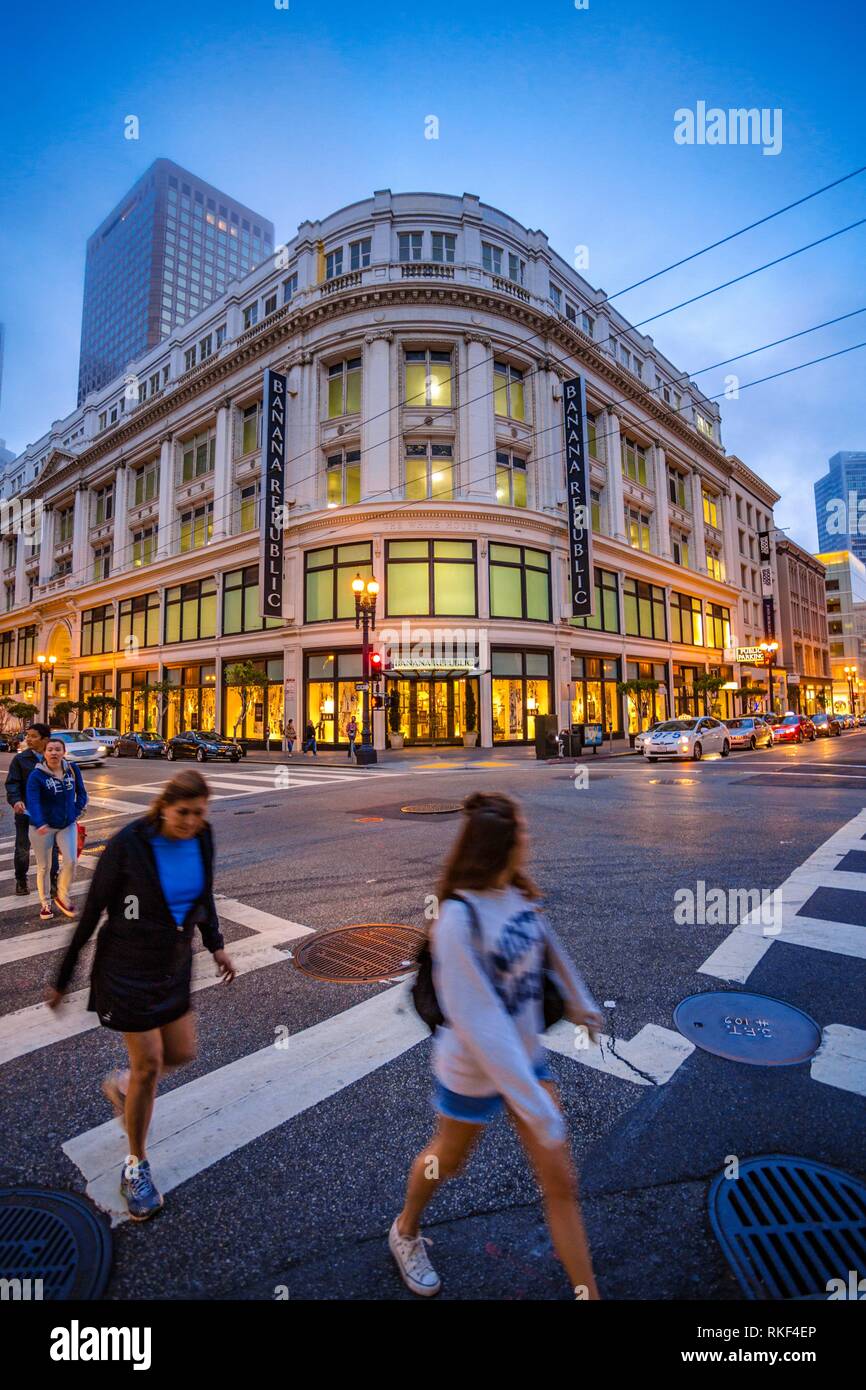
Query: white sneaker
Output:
[[388, 1218, 441, 1297]]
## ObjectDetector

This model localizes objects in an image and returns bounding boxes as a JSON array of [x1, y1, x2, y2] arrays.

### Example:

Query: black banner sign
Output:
[[758, 529, 775, 640], [260, 369, 287, 620], [563, 375, 594, 616]]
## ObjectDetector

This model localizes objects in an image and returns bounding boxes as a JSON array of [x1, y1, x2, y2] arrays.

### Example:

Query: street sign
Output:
[[355, 682, 369, 692], [736, 646, 767, 664]]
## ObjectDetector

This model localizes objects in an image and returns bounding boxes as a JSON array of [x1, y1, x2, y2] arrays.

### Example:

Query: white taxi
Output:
[[643, 716, 731, 762]]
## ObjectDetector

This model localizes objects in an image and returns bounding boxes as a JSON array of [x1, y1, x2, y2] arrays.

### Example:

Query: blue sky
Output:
[[1, 0, 864, 549]]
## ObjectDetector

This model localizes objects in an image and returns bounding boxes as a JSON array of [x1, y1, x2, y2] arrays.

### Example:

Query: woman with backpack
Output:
[[46, 769, 236, 1222], [391, 791, 603, 1300], [25, 736, 88, 921]]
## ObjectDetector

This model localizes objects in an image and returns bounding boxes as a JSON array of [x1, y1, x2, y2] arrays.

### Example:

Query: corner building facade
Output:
[[2, 191, 780, 748]]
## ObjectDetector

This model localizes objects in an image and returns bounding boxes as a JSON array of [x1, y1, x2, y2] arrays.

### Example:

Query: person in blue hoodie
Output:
[[25, 737, 87, 921]]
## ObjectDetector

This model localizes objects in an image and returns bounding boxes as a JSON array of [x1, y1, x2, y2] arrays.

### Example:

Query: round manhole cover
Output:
[[674, 990, 821, 1066], [292, 923, 426, 983], [400, 801, 463, 815], [0, 1188, 112, 1300]]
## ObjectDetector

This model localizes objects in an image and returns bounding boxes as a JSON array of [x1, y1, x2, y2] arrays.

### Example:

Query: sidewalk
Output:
[[242, 741, 638, 765]]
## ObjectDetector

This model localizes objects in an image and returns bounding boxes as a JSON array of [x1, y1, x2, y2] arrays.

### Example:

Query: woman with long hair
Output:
[[47, 770, 236, 1221], [391, 791, 603, 1299], [25, 735, 87, 921]]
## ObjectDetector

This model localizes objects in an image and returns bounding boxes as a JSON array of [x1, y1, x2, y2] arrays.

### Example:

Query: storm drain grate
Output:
[[709, 1155, 866, 1300], [292, 923, 425, 983], [0, 1188, 112, 1300], [400, 801, 463, 815]]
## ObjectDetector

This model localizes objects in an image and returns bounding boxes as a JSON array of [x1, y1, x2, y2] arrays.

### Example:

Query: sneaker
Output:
[[120, 1156, 163, 1221], [54, 895, 76, 919], [102, 1070, 128, 1127], [388, 1218, 441, 1297], [39, 903, 54, 922], [15, 882, 29, 897]]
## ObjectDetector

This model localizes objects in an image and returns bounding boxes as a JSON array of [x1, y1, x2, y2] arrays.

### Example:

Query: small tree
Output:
[[8, 701, 38, 729], [141, 679, 174, 737], [616, 677, 659, 731], [84, 692, 119, 726], [50, 699, 77, 728], [694, 674, 726, 716], [224, 661, 264, 740], [464, 681, 477, 734]]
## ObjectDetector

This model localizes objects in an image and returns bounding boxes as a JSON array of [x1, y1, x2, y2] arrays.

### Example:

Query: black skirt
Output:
[[88, 930, 195, 1033]]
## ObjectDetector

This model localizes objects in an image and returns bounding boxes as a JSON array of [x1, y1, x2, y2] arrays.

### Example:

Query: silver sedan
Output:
[[723, 716, 773, 750]]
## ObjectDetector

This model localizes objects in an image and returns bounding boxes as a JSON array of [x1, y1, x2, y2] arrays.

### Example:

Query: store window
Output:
[[118, 592, 159, 651], [495, 452, 527, 508], [405, 442, 454, 500], [670, 592, 703, 645], [81, 604, 115, 657], [626, 660, 669, 731], [706, 603, 732, 649], [305, 651, 365, 746], [79, 672, 114, 727], [571, 656, 621, 733], [673, 663, 700, 717], [327, 358, 362, 418], [405, 349, 452, 408], [119, 668, 160, 732], [164, 664, 217, 738], [623, 578, 666, 639], [305, 542, 373, 623], [571, 568, 619, 633], [223, 656, 284, 744], [223, 566, 282, 635], [493, 361, 525, 420], [326, 450, 361, 506], [489, 544, 550, 622], [491, 649, 552, 743], [164, 578, 217, 643], [386, 539, 476, 617]]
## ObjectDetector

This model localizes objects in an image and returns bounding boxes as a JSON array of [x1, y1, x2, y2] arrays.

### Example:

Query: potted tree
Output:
[[388, 689, 404, 750], [224, 661, 264, 747], [695, 673, 726, 717], [462, 682, 478, 748], [141, 678, 174, 738], [616, 678, 659, 747]]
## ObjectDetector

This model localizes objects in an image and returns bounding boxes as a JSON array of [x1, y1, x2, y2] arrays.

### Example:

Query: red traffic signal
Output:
[[370, 653, 383, 670]]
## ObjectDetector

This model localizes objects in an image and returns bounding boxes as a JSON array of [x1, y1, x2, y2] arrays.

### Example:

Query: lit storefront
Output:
[[223, 655, 284, 744], [305, 651, 364, 745], [491, 649, 552, 743], [570, 655, 621, 734], [626, 660, 669, 732], [118, 668, 160, 731], [387, 667, 479, 745], [164, 664, 216, 738]]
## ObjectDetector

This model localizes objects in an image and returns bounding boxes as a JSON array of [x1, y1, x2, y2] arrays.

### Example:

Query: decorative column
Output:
[[604, 410, 626, 541], [362, 333, 395, 503], [14, 529, 27, 606], [156, 436, 175, 560], [690, 471, 708, 573], [212, 398, 234, 541], [461, 334, 495, 501], [38, 508, 54, 585], [72, 483, 90, 580], [112, 463, 129, 572], [653, 443, 671, 559], [721, 490, 737, 587], [287, 352, 317, 510]]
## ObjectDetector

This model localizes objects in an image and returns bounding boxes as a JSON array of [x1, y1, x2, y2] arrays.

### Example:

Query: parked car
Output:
[[634, 722, 660, 754], [0, 735, 13, 752], [842, 713, 858, 730], [811, 712, 842, 738], [48, 729, 108, 766], [80, 726, 121, 748], [200, 729, 246, 758], [857, 714, 866, 728], [770, 713, 816, 744], [643, 716, 731, 762], [723, 716, 774, 750], [114, 731, 167, 759], [165, 730, 241, 763]]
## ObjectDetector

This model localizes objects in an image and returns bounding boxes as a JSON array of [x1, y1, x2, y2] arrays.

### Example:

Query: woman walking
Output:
[[25, 736, 87, 921], [285, 719, 297, 755], [391, 791, 603, 1299], [302, 719, 318, 756], [47, 769, 236, 1222]]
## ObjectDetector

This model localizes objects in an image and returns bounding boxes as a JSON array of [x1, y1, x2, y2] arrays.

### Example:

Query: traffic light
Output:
[[369, 652, 383, 683]]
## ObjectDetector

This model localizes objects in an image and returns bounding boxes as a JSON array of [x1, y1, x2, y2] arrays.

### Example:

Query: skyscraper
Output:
[[77, 159, 274, 405], [815, 452, 866, 565]]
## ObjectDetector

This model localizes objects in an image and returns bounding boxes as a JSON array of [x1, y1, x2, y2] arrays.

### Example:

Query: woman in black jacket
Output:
[[47, 769, 236, 1221]]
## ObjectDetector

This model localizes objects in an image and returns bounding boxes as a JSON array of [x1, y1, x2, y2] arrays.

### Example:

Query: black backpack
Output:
[[411, 892, 564, 1033]]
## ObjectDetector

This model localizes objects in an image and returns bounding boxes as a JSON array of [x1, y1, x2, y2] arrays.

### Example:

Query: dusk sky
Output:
[[2, 0, 864, 550]]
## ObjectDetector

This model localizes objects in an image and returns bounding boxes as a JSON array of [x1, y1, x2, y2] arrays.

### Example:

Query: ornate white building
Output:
[[0, 190, 782, 747]]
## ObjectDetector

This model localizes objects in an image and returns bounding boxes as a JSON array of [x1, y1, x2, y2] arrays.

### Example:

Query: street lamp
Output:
[[759, 641, 779, 712], [844, 665, 858, 715], [36, 653, 57, 723], [352, 574, 380, 765]]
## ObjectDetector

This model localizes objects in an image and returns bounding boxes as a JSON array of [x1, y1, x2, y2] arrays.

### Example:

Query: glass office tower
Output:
[[815, 452, 866, 565]]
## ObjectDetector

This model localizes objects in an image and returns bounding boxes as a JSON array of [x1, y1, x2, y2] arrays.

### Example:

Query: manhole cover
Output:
[[674, 990, 821, 1065], [710, 1155, 866, 1299], [400, 801, 463, 815], [0, 1188, 112, 1300], [292, 923, 425, 982]]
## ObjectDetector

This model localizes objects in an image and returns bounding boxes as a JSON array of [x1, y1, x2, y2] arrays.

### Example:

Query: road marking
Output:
[[810, 1024, 866, 1097], [63, 983, 429, 1223], [84, 795, 155, 814], [545, 1021, 694, 1085]]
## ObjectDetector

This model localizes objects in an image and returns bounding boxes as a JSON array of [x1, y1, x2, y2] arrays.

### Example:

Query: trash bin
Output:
[[534, 713, 559, 760]]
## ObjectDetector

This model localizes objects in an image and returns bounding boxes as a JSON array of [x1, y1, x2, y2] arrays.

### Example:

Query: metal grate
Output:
[[400, 801, 462, 815], [0, 1189, 112, 1300], [292, 924, 425, 983], [710, 1155, 866, 1299]]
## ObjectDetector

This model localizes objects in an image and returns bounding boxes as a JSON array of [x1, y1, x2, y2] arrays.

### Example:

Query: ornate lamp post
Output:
[[844, 664, 858, 716], [352, 574, 380, 765], [36, 653, 57, 723]]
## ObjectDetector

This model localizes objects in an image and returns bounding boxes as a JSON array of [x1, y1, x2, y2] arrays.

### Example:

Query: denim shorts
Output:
[[432, 1060, 555, 1123]]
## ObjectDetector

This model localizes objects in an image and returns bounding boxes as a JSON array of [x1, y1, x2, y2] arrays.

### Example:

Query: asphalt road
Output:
[[1, 733, 865, 1302]]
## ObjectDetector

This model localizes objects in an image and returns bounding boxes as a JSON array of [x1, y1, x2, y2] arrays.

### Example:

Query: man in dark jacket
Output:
[[4, 722, 59, 895]]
